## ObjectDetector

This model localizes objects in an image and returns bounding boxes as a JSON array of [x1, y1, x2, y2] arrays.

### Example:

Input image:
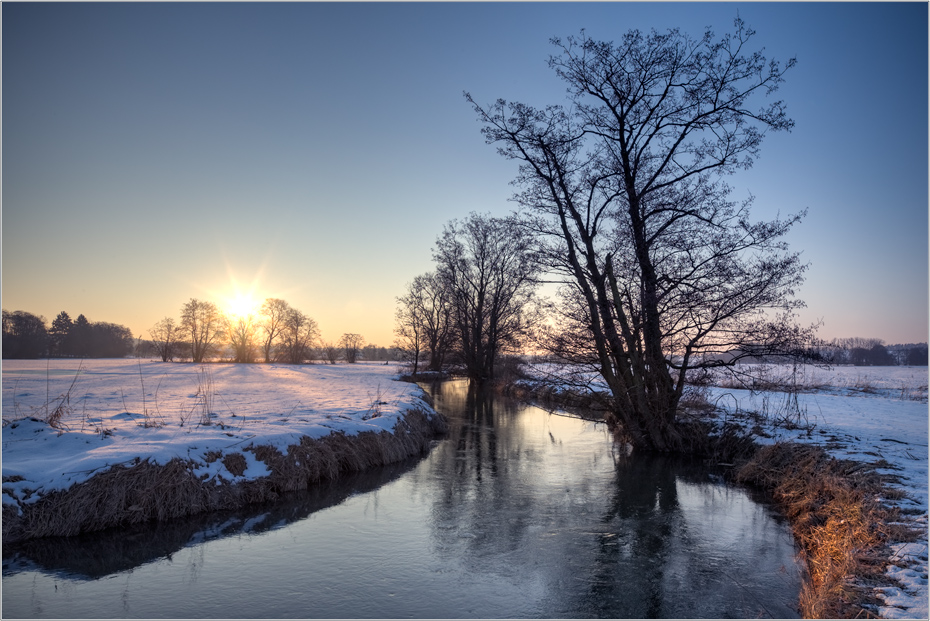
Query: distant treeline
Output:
[[2, 310, 135, 359], [2, 305, 397, 363], [809, 338, 928, 366]]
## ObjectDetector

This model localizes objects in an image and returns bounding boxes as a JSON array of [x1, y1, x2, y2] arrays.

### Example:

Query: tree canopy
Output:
[[469, 20, 809, 451]]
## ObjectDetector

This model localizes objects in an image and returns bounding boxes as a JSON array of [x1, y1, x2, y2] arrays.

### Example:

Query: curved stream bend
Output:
[[2, 379, 801, 618]]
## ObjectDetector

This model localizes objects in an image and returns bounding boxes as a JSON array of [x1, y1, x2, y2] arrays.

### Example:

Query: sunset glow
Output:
[[1, 2, 926, 346], [223, 293, 259, 320]]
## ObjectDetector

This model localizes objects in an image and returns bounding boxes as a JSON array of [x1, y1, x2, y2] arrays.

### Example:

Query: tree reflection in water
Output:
[[421, 380, 800, 619]]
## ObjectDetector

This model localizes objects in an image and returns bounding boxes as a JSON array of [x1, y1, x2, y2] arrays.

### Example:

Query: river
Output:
[[2, 379, 801, 618]]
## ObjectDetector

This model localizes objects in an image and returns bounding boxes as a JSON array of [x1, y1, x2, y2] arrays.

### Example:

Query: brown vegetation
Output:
[[2, 408, 447, 544], [736, 442, 919, 618]]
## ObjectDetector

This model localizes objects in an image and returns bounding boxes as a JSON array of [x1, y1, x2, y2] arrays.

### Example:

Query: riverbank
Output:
[[2, 360, 447, 543], [513, 363, 928, 619], [2, 379, 804, 619]]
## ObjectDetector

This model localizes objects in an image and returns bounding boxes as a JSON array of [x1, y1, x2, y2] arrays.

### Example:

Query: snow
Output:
[[701, 367, 928, 620], [2, 359, 435, 509]]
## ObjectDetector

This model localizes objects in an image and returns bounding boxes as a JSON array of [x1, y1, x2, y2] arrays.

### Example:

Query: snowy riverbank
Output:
[[706, 380, 928, 619], [3, 359, 926, 617], [2, 360, 445, 542], [520, 361, 929, 619]]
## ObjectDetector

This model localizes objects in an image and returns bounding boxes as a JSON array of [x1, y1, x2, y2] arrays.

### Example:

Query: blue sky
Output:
[[3, 2, 927, 346]]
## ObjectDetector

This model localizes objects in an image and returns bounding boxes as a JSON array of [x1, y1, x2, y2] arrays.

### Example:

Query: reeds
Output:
[[736, 442, 919, 618]]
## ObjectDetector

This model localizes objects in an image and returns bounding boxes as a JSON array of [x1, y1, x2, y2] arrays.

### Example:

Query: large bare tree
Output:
[[258, 298, 290, 363], [433, 213, 539, 386], [179, 299, 222, 363], [468, 20, 810, 451], [339, 333, 365, 364], [149, 317, 180, 362], [225, 313, 257, 363], [279, 308, 319, 364]]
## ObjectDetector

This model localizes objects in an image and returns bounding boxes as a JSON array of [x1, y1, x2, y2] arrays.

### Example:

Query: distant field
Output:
[[704, 363, 928, 401]]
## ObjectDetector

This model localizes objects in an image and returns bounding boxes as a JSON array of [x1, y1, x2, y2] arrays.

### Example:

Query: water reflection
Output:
[[419, 380, 801, 619], [2, 456, 424, 580], [3, 379, 800, 619]]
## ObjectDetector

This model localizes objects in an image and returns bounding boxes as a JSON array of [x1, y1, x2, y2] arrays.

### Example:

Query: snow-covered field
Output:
[[2, 359, 435, 510], [709, 363, 929, 402]]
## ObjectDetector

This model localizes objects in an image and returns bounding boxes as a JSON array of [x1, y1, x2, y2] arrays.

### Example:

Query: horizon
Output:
[[3, 2, 928, 347]]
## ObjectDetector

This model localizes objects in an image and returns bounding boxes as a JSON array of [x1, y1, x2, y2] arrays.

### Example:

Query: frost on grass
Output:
[[2, 360, 445, 541]]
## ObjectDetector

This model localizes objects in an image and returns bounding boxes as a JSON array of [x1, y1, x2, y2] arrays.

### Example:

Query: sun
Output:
[[224, 293, 259, 319]]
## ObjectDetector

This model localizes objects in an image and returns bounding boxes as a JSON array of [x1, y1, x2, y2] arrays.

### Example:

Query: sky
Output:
[[2, 2, 928, 347]]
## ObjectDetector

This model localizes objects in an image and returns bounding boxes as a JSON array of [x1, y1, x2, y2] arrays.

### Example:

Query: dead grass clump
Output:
[[222, 453, 247, 477], [4, 459, 214, 543], [736, 442, 917, 618], [248, 406, 447, 495]]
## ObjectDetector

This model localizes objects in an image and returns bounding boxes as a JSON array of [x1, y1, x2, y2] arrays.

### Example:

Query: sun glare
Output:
[[225, 293, 259, 319]]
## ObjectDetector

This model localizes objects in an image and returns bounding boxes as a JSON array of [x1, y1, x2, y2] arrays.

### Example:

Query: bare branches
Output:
[[179, 299, 222, 364], [279, 309, 320, 365], [339, 333, 364, 364], [149, 317, 180, 363], [432, 213, 541, 385], [258, 298, 290, 364], [395, 272, 455, 375], [469, 20, 804, 452]]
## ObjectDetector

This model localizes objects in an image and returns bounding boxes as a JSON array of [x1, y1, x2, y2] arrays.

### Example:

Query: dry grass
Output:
[[2, 407, 447, 544], [736, 442, 920, 618]]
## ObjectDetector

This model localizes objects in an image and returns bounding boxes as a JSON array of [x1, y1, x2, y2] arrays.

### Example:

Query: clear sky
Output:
[[3, 2, 927, 347]]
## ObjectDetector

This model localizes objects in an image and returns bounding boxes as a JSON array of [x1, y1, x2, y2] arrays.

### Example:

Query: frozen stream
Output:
[[2, 379, 801, 618]]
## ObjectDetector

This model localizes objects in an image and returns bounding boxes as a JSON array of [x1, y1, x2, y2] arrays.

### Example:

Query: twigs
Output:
[[363, 383, 387, 420], [43, 362, 84, 433], [184, 365, 216, 427]]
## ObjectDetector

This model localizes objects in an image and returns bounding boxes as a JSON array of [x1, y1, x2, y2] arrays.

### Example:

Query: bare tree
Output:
[[279, 308, 320, 364], [179, 298, 223, 363], [321, 341, 340, 364], [149, 317, 180, 362], [433, 213, 540, 386], [258, 298, 290, 363], [469, 20, 810, 451], [339, 333, 365, 364], [395, 271, 456, 375], [225, 313, 257, 363], [394, 293, 424, 374]]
